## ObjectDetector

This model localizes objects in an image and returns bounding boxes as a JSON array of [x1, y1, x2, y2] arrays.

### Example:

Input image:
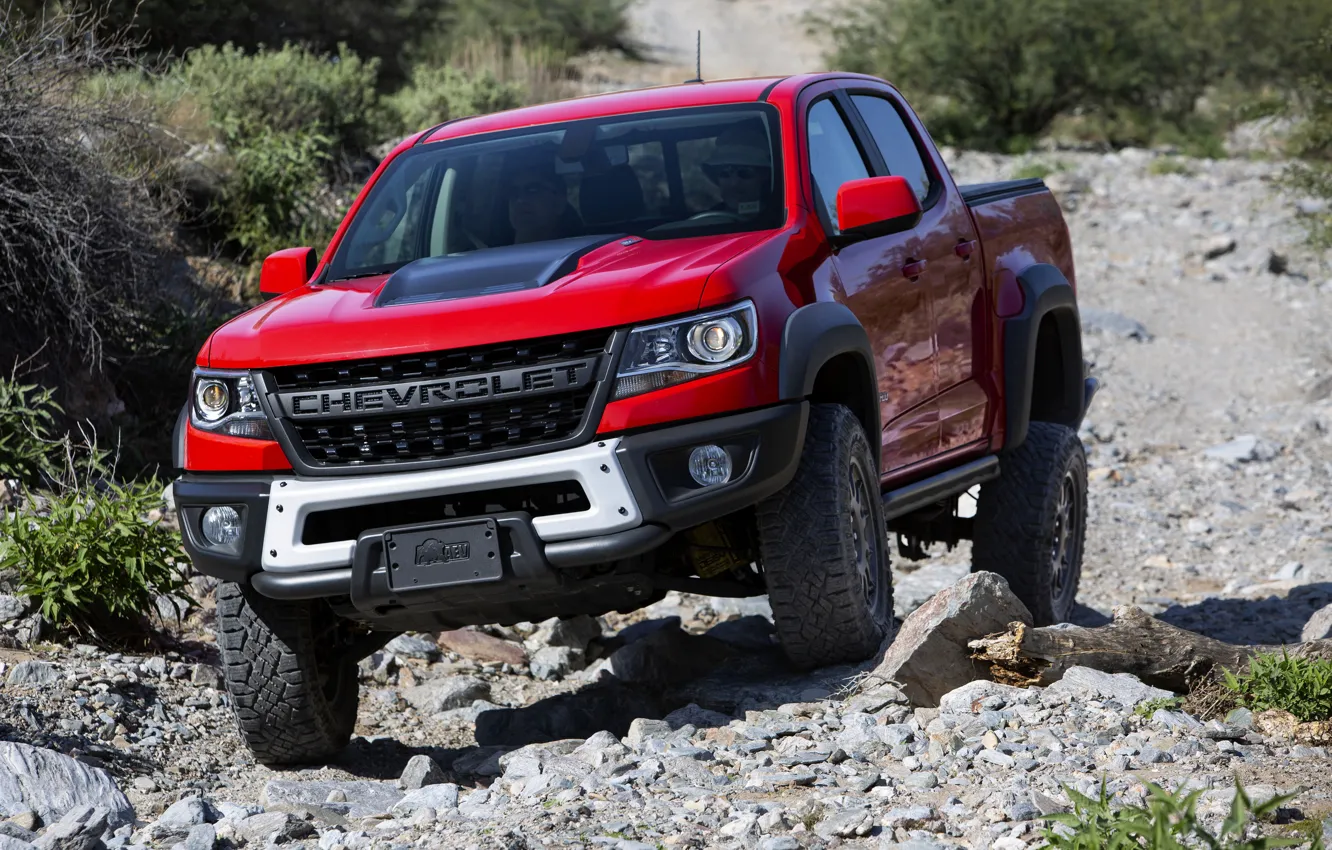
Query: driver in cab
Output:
[[702, 121, 774, 220]]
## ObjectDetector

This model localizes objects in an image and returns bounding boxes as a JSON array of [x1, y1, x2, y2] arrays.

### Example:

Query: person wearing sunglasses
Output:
[[701, 120, 774, 219], [505, 161, 582, 245]]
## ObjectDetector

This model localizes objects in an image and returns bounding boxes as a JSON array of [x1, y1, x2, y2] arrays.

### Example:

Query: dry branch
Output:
[[968, 605, 1332, 693]]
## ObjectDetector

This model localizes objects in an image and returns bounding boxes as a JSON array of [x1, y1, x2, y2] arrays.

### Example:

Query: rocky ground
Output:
[[3, 143, 1332, 848]]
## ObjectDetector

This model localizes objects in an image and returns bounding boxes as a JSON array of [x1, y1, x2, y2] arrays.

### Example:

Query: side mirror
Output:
[[259, 247, 318, 297], [835, 176, 922, 242]]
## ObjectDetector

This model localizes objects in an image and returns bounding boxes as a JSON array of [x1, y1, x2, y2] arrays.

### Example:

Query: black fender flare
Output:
[[778, 301, 881, 445], [1003, 263, 1085, 452], [172, 403, 189, 471]]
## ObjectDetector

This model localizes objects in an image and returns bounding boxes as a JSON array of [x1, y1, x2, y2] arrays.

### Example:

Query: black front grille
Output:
[[292, 388, 593, 465], [268, 329, 613, 391], [267, 329, 613, 468]]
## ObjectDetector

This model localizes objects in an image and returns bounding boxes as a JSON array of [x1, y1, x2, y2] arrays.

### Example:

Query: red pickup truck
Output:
[[173, 73, 1097, 763]]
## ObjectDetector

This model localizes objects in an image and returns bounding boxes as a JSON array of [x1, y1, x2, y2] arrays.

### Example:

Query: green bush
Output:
[[1043, 777, 1308, 849], [1283, 30, 1332, 255], [167, 43, 382, 261], [28, 0, 442, 88], [220, 128, 339, 262], [820, 0, 1332, 151], [0, 481, 188, 637], [386, 64, 526, 134], [181, 42, 382, 155], [1223, 649, 1332, 722]]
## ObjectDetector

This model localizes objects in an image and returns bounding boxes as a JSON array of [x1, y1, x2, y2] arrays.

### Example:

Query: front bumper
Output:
[[175, 402, 807, 616]]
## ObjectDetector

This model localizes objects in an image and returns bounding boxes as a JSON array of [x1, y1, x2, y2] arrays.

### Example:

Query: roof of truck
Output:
[[417, 75, 797, 145]]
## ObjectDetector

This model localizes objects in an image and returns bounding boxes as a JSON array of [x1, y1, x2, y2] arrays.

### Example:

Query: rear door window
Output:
[[851, 94, 933, 204]]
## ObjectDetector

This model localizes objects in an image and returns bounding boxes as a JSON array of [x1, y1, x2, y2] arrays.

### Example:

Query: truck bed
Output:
[[959, 178, 1047, 206]]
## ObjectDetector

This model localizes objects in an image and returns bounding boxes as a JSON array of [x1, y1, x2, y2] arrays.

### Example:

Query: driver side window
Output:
[[807, 99, 870, 231]]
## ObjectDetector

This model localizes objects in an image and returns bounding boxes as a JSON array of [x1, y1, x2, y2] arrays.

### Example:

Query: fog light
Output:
[[688, 445, 732, 487], [201, 506, 242, 547]]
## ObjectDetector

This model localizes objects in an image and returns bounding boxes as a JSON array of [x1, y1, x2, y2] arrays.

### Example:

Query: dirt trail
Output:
[[623, 0, 828, 80]]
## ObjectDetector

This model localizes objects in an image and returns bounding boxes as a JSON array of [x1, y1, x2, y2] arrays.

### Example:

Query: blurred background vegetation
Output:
[[0, 0, 1329, 487]]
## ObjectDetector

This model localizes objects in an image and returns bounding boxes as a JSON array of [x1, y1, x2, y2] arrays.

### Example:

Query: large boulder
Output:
[[868, 571, 1032, 706], [402, 676, 490, 714], [437, 629, 527, 666], [0, 742, 134, 829], [1044, 666, 1175, 707], [1303, 603, 1332, 642], [260, 780, 403, 819]]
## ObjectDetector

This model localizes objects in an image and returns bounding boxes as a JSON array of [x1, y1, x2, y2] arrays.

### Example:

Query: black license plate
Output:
[[383, 518, 503, 592]]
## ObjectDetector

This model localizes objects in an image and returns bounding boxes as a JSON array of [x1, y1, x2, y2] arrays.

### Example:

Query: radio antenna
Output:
[[685, 30, 703, 83]]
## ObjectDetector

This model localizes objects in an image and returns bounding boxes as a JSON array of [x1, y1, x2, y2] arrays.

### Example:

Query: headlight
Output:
[[614, 302, 757, 400], [195, 380, 229, 422], [190, 371, 273, 440]]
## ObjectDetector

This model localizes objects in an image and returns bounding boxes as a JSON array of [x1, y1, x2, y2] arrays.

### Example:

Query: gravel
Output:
[[2, 126, 1332, 848]]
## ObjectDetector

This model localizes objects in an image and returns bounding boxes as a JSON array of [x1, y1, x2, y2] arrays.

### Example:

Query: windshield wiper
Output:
[[327, 267, 401, 282]]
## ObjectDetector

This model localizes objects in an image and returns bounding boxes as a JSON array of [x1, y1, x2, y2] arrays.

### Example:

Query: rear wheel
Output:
[[971, 421, 1087, 624], [756, 404, 894, 670], [216, 583, 360, 765]]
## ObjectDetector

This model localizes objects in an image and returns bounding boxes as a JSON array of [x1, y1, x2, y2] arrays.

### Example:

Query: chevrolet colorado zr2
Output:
[[173, 73, 1098, 764]]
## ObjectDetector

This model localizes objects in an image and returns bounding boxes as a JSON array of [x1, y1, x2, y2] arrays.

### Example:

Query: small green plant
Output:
[[1223, 649, 1332, 722], [1043, 776, 1309, 849], [1013, 162, 1059, 180], [0, 374, 61, 486], [1149, 157, 1196, 176], [0, 480, 188, 639], [1135, 696, 1185, 718]]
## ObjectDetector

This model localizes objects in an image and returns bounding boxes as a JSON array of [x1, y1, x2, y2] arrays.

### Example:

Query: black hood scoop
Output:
[[374, 233, 624, 308]]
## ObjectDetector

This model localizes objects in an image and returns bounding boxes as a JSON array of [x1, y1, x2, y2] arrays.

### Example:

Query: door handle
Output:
[[901, 259, 928, 279], [955, 240, 977, 259]]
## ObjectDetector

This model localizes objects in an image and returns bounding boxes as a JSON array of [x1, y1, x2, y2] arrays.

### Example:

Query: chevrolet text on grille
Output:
[[275, 358, 596, 418]]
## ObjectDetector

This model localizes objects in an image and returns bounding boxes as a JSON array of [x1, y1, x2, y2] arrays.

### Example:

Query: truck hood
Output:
[[206, 232, 769, 368]]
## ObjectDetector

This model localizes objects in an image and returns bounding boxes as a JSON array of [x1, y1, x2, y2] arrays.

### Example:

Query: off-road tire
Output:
[[216, 582, 359, 765], [972, 421, 1087, 625], [756, 403, 894, 670]]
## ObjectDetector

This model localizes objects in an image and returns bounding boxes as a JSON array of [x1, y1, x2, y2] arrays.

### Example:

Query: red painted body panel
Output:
[[187, 73, 1077, 491], [185, 423, 292, 472], [207, 232, 770, 369], [966, 191, 1075, 450]]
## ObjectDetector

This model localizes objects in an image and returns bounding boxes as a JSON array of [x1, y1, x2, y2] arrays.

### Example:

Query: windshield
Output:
[[326, 104, 784, 281]]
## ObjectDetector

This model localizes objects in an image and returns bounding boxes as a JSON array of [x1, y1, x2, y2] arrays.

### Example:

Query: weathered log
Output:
[[968, 605, 1332, 693]]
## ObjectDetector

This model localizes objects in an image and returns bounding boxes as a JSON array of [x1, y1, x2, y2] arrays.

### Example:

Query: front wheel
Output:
[[971, 421, 1088, 624], [216, 583, 360, 765], [756, 404, 894, 670]]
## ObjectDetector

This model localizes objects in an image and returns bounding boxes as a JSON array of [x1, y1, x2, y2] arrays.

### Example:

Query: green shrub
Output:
[[820, 0, 1332, 151], [1283, 29, 1332, 256], [169, 43, 382, 260], [1043, 776, 1307, 849], [0, 481, 188, 637], [1223, 649, 1332, 722], [181, 42, 382, 155], [219, 128, 339, 262], [386, 64, 526, 134]]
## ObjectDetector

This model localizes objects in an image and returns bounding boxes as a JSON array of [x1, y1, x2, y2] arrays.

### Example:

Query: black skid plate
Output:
[[383, 517, 503, 592]]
